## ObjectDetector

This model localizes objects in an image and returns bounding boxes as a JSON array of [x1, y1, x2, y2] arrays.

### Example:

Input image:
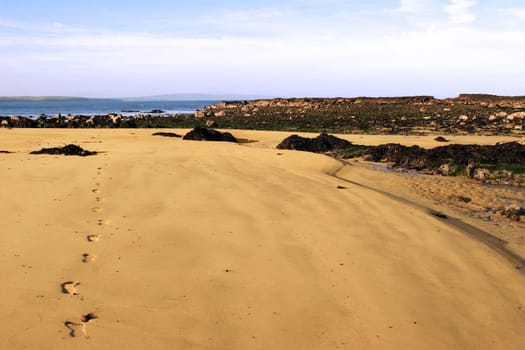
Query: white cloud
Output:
[[517, 8, 525, 20], [398, 0, 431, 13], [444, 0, 476, 24], [503, 7, 525, 21]]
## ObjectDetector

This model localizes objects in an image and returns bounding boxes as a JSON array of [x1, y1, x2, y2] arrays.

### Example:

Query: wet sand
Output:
[[1, 128, 524, 349]]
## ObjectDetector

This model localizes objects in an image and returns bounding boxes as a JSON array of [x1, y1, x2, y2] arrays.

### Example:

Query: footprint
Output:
[[97, 219, 109, 226], [64, 313, 98, 337], [92, 189, 100, 194], [64, 321, 87, 338], [82, 253, 96, 263], [87, 234, 100, 242], [61, 281, 80, 295], [92, 207, 102, 213], [81, 313, 99, 323]]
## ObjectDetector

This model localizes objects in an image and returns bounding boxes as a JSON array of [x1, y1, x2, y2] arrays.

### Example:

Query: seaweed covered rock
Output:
[[366, 142, 525, 170], [30, 144, 97, 156], [182, 127, 237, 143], [365, 144, 427, 167], [276, 133, 352, 152], [152, 132, 182, 138]]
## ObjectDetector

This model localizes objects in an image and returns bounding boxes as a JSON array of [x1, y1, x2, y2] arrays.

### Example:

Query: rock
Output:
[[497, 206, 525, 221], [205, 120, 216, 128], [194, 110, 205, 118], [182, 127, 237, 143], [365, 144, 426, 168], [434, 136, 449, 142], [449, 195, 472, 203], [458, 115, 469, 121], [431, 211, 448, 219], [276, 133, 352, 153], [30, 144, 97, 156], [438, 163, 457, 176], [214, 111, 226, 117], [465, 161, 476, 179], [508, 112, 525, 119], [152, 132, 182, 138], [473, 168, 491, 180]]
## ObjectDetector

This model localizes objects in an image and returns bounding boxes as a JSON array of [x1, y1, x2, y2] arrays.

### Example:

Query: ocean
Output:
[[0, 99, 219, 117]]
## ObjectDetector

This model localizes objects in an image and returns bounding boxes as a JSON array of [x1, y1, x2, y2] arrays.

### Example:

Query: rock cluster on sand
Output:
[[30, 144, 97, 156], [182, 127, 237, 143], [0, 113, 196, 129]]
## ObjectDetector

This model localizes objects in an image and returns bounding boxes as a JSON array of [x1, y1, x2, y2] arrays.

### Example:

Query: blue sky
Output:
[[0, 0, 524, 98]]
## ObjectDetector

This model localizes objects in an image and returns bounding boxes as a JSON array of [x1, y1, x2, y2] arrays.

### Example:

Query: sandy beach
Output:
[[1, 128, 524, 349]]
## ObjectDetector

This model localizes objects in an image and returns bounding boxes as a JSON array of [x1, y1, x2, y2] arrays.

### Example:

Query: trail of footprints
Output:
[[62, 162, 107, 338]]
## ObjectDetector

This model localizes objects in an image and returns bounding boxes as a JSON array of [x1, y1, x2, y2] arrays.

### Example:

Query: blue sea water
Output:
[[0, 99, 218, 117]]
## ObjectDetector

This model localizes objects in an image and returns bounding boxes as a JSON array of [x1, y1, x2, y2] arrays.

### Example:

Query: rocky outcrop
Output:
[[194, 95, 525, 135], [30, 144, 97, 156], [276, 133, 525, 186], [182, 127, 237, 143]]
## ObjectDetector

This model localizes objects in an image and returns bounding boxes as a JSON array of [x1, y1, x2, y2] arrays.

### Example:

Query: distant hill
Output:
[[0, 94, 269, 102], [0, 96, 90, 101]]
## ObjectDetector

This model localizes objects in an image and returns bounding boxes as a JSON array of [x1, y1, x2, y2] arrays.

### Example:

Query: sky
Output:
[[0, 0, 524, 98]]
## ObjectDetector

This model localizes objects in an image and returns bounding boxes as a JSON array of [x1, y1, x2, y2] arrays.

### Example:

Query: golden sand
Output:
[[1, 129, 524, 349]]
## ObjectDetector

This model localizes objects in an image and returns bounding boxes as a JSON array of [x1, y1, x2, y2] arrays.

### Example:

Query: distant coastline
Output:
[[0, 93, 267, 102], [0, 96, 90, 101]]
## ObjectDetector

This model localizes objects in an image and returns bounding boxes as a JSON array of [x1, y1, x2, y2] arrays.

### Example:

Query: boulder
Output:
[[182, 127, 237, 143], [276, 133, 352, 153]]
